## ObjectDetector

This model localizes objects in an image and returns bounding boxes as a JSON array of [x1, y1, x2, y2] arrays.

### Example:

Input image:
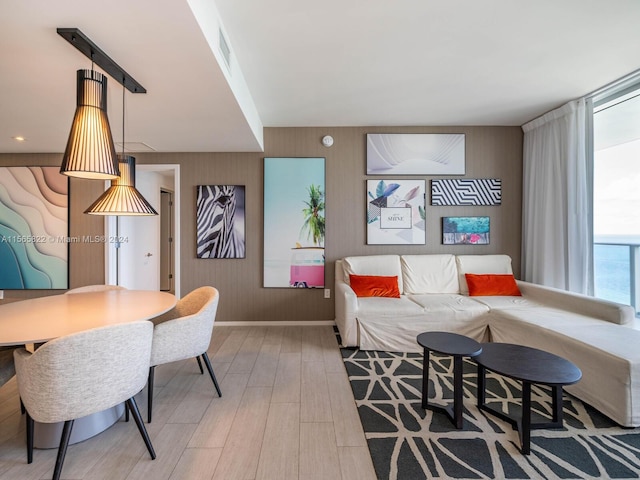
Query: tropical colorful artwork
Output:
[[366, 133, 465, 175], [0, 166, 69, 289], [367, 179, 425, 245], [442, 216, 490, 245], [264, 157, 325, 288], [196, 185, 245, 258]]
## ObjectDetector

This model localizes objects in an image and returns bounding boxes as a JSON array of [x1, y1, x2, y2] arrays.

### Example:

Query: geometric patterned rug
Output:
[[341, 349, 640, 480]]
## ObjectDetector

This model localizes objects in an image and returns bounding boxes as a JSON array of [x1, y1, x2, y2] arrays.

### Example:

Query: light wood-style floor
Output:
[[0, 326, 377, 480]]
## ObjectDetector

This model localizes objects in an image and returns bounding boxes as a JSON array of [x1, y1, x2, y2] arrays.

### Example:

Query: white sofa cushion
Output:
[[343, 255, 404, 294], [356, 295, 489, 352], [456, 254, 514, 295], [401, 254, 459, 294], [356, 296, 425, 317], [410, 293, 489, 315]]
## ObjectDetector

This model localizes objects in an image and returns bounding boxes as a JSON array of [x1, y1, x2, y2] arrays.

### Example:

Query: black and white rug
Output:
[[341, 349, 640, 480]]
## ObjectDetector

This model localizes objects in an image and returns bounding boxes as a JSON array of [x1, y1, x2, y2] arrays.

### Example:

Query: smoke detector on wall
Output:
[[322, 135, 334, 147]]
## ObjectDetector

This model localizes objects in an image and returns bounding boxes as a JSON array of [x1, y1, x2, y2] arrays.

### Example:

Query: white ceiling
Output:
[[2, 0, 640, 154]]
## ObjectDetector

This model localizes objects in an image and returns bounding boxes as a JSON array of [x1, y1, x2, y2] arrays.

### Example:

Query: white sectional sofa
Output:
[[335, 254, 640, 427]]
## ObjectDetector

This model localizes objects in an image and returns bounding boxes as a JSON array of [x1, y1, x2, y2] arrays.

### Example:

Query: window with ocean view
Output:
[[594, 243, 631, 306], [593, 86, 640, 315]]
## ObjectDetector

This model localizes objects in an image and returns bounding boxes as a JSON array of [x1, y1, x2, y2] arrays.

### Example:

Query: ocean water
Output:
[[593, 240, 636, 306]]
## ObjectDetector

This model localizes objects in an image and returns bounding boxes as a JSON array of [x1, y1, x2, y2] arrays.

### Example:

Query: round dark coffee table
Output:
[[475, 343, 582, 454], [417, 332, 482, 429]]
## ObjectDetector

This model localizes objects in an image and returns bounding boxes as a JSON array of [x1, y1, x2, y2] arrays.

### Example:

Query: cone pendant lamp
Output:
[[85, 155, 158, 216], [60, 69, 120, 179]]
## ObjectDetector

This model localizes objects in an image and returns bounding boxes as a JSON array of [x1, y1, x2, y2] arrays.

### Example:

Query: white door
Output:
[[106, 165, 180, 297], [118, 171, 161, 290]]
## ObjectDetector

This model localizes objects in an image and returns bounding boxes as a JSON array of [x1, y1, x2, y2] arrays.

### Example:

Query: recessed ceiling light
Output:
[[13, 136, 26, 142]]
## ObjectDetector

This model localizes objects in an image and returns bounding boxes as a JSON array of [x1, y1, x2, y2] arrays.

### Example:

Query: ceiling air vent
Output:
[[219, 28, 232, 73]]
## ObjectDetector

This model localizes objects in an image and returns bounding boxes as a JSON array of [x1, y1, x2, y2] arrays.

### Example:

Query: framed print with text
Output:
[[367, 179, 425, 245]]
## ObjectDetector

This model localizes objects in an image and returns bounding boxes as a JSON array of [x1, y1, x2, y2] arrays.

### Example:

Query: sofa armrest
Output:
[[516, 280, 636, 325], [335, 260, 359, 347]]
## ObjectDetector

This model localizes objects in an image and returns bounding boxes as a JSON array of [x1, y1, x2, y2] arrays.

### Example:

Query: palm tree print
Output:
[[300, 184, 325, 246]]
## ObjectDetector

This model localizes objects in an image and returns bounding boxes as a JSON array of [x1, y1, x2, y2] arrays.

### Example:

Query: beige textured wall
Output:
[[0, 125, 522, 320]]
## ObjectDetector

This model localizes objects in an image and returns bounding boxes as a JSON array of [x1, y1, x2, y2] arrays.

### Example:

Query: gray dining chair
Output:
[[147, 286, 221, 422], [65, 284, 127, 294], [14, 320, 156, 480]]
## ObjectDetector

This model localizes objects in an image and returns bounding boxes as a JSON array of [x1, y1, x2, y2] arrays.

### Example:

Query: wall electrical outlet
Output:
[[324, 288, 331, 299]]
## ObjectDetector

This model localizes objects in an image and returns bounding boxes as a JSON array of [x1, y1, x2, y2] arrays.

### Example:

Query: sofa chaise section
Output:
[[481, 281, 639, 427]]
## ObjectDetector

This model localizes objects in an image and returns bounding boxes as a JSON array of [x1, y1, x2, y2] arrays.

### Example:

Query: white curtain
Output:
[[521, 98, 592, 294]]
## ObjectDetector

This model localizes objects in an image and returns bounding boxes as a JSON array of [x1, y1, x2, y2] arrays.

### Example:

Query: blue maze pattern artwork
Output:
[[431, 178, 501, 206]]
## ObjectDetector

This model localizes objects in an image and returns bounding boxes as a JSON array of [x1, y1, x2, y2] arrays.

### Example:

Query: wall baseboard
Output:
[[215, 320, 336, 327]]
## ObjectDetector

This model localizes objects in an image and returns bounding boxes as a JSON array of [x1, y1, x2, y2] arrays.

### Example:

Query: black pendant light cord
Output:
[[117, 77, 125, 285], [122, 77, 126, 155]]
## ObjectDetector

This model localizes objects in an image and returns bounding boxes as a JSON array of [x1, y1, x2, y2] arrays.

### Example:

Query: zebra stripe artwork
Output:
[[431, 178, 501, 206], [196, 185, 246, 259]]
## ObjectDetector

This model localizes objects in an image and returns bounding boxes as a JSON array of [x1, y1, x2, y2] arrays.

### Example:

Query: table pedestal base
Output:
[[422, 351, 465, 429], [34, 403, 125, 449], [477, 364, 565, 454]]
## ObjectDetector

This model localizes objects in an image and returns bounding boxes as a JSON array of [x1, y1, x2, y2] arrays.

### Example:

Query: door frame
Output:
[[105, 164, 181, 298]]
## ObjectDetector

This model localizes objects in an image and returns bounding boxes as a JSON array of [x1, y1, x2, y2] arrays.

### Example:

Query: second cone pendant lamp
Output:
[[60, 69, 120, 179], [85, 155, 158, 216]]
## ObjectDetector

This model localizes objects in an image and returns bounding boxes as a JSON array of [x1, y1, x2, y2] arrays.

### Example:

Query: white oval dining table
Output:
[[0, 289, 176, 448]]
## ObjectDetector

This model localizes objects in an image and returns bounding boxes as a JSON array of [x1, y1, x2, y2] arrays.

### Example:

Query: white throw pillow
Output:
[[456, 255, 514, 295], [401, 255, 459, 294], [343, 255, 403, 294]]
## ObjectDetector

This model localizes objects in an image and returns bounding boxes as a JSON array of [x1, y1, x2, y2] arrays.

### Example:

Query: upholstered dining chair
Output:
[[147, 286, 221, 422], [14, 321, 156, 480], [65, 284, 127, 294]]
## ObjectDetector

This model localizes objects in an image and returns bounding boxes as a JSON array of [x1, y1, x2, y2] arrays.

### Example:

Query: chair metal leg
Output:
[[201, 352, 222, 397], [126, 397, 156, 460], [20, 398, 25, 415], [26, 412, 34, 464], [196, 356, 204, 375], [53, 420, 74, 480], [125, 401, 130, 422], [147, 366, 155, 423]]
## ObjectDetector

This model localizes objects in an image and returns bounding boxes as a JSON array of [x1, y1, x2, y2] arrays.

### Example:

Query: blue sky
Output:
[[264, 157, 325, 261]]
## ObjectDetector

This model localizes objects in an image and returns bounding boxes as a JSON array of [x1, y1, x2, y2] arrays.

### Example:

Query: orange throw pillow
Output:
[[349, 274, 401, 298], [465, 273, 522, 296]]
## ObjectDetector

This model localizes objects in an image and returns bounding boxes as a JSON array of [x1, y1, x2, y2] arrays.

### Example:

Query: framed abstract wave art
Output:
[[0, 166, 69, 289]]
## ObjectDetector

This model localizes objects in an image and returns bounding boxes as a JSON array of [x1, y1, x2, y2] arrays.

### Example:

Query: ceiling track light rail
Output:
[[57, 27, 146, 94]]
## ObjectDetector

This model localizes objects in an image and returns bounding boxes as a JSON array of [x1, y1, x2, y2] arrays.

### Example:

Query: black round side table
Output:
[[417, 331, 482, 429], [475, 342, 582, 454]]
